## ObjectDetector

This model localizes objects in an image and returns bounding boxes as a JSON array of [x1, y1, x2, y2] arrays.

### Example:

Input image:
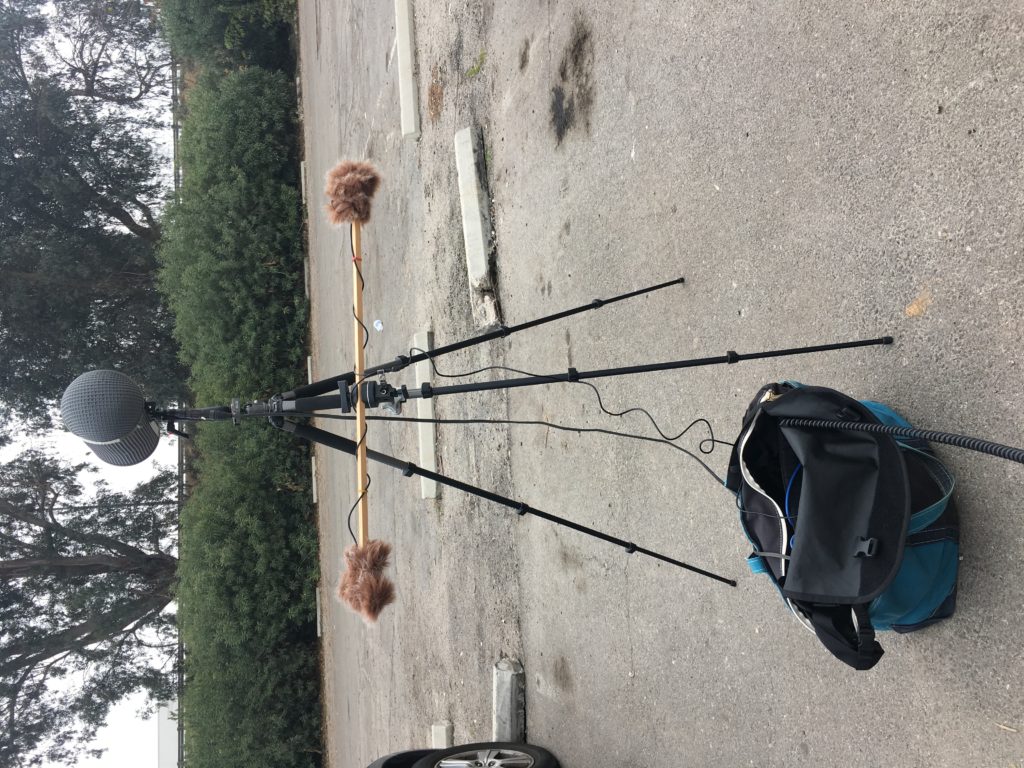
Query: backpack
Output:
[[726, 382, 959, 670]]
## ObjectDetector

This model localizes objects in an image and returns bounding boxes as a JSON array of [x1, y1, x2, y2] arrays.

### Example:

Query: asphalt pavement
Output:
[[298, 3, 1024, 766]]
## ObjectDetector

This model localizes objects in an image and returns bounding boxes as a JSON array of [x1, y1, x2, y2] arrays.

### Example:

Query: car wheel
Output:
[[410, 741, 559, 768]]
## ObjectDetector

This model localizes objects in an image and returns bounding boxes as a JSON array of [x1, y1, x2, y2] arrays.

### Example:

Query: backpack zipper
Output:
[[737, 409, 789, 577]]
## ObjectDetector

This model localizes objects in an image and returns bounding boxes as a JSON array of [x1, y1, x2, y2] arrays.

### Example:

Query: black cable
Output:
[[408, 347, 733, 482], [348, 224, 369, 352], [346, 369, 372, 546], [779, 418, 1024, 466], [352, 256, 369, 351], [349, 223, 370, 542], [410, 346, 732, 447], [346, 472, 370, 544], [349, 223, 361, 281], [290, 410, 728, 485], [353, 307, 370, 351], [733, 489, 805, 521]]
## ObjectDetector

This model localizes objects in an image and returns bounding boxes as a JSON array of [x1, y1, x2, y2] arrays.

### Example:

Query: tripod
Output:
[[149, 277, 894, 587]]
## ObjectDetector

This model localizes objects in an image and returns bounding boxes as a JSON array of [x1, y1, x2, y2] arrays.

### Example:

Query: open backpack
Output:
[[727, 383, 960, 670]]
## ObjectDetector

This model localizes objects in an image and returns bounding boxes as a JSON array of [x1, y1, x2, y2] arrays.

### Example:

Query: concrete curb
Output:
[[300, 159, 308, 209], [454, 126, 501, 328], [430, 722, 453, 749], [394, 0, 420, 139], [492, 658, 525, 742], [310, 455, 317, 504], [454, 126, 492, 292]]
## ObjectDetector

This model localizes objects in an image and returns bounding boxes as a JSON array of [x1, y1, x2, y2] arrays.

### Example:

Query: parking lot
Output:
[[298, 3, 1024, 766]]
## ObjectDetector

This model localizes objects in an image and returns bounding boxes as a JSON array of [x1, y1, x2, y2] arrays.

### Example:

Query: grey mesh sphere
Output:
[[61, 370, 146, 443]]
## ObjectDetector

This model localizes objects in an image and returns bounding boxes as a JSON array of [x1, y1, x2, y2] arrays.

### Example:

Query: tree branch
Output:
[[65, 163, 159, 242], [0, 499, 158, 561], [0, 589, 172, 677]]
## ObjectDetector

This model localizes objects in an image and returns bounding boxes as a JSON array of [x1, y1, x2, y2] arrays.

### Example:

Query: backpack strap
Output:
[[804, 603, 884, 670]]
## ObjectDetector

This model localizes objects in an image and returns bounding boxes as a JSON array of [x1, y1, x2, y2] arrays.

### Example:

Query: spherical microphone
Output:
[[61, 370, 162, 466]]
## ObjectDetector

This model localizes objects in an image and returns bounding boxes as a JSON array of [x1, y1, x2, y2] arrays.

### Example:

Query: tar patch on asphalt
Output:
[[550, 16, 595, 146]]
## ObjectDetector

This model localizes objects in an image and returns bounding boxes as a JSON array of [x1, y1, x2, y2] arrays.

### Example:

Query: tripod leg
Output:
[[277, 419, 736, 587], [279, 276, 686, 400]]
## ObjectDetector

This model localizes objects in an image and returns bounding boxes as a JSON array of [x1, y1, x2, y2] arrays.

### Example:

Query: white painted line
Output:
[[413, 331, 438, 499], [394, 0, 420, 139], [303, 256, 310, 298], [431, 722, 453, 749], [454, 127, 491, 293], [310, 455, 318, 504], [307, 354, 314, 384]]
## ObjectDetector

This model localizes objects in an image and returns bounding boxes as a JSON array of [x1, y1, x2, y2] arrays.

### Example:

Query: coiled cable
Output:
[[778, 418, 1024, 465]]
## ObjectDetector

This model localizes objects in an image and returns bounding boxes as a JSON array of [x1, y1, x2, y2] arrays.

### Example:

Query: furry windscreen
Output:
[[324, 160, 381, 225], [338, 540, 395, 622]]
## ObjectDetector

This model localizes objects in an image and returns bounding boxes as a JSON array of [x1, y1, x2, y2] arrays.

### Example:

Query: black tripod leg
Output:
[[279, 276, 686, 400], [413, 336, 896, 398], [277, 419, 736, 587]]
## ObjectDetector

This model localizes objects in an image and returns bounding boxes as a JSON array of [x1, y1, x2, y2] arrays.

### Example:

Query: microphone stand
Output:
[[153, 331, 894, 587]]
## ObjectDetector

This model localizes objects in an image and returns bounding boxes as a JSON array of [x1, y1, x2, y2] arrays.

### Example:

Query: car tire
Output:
[[409, 741, 559, 768]]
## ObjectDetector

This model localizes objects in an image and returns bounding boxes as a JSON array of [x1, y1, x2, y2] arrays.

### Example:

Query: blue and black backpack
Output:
[[726, 382, 959, 670]]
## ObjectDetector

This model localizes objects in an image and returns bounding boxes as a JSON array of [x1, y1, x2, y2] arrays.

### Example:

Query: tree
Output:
[[0, 0, 169, 241], [0, 449, 179, 766], [48, 0, 171, 108], [0, 225, 187, 423], [0, 0, 184, 423]]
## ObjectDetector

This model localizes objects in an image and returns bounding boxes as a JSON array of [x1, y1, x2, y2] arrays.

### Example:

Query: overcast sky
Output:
[[72, 692, 161, 768]]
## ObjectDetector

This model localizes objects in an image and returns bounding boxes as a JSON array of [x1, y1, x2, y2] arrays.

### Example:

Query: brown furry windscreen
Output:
[[337, 540, 395, 622], [324, 160, 381, 225]]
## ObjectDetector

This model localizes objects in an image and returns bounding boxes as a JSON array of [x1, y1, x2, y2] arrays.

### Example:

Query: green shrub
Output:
[[160, 0, 295, 70], [177, 423, 320, 768], [159, 67, 306, 404], [159, 65, 320, 768]]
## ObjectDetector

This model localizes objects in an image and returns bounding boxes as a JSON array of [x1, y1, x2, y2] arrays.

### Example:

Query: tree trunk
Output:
[[0, 553, 176, 580], [0, 579, 174, 676]]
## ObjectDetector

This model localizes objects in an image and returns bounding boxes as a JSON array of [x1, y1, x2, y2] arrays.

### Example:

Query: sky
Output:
[[2, 424, 178, 768], [73, 693, 162, 768]]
